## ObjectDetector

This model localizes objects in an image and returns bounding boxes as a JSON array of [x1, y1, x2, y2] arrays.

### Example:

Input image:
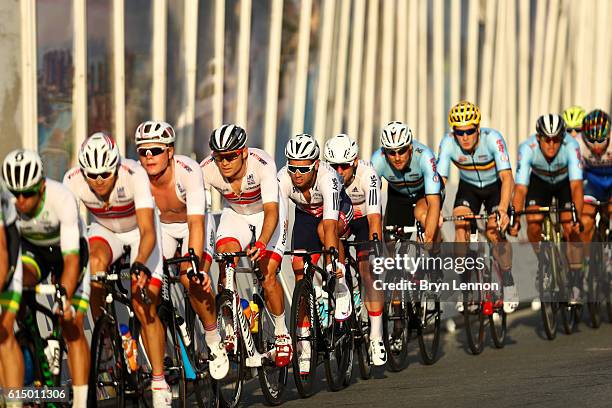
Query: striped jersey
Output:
[[278, 160, 344, 220], [437, 127, 512, 188], [63, 158, 155, 233], [0, 181, 16, 226], [200, 148, 278, 215], [342, 160, 381, 219]]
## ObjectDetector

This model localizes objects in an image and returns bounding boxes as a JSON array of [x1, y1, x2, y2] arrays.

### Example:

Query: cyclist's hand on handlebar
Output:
[[187, 268, 212, 293], [509, 220, 520, 237], [326, 261, 346, 279], [130, 261, 151, 289], [246, 241, 267, 263], [497, 209, 510, 233]]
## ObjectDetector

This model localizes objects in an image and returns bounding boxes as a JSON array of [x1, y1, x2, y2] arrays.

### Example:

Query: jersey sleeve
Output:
[[487, 130, 512, 171], [420, 148, 442, 195], [180, 160, 206, 216], [515, 142, 533, 186], [321, 172, 341, 221], [566, 137, 584, 181], [259, 159, 279, 204], [131, 166, 155, 209], [56, 191, 82, 255], [436, 135, 453, 178], [361, 166, 382, 215], [370, 149, 385, 177], [277, 167, 291, 214]]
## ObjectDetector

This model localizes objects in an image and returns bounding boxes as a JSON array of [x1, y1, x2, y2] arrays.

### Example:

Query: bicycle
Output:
[[514, 203, 582, 339], [442, 211, 507, 354], [16, 282, 69, 408], [214, 226, 288, 407], [382, 223, 442, 368], [284, 247, 353, 397]]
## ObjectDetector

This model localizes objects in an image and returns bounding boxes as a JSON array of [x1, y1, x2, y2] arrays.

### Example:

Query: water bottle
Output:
[[119, 324, 139, 373], [314, 286, 329, 328], [176, 315, 192, 348], [44, 338, 61, 375], [249, 301, 259, 333], [240, 298, 254, 330]]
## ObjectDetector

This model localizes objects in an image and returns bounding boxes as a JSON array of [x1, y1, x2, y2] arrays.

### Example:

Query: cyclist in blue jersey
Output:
[[371, 121, 443, 244], [437, 100, 517, 313], [510, 114, 584, 303]]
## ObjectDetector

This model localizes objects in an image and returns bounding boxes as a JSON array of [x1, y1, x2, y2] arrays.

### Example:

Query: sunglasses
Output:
[[537, 135, 563, 144], [453, 128, 478, 137], [9, 188, 40, 199], [383, 146, 409, 157], [330, 162, 353, 171], [287, 163, 316, 174], [213, 150, 242, 163], [85, 171, 114, 181], [137, 146, 167, 157], [566, 127, 582, 133]]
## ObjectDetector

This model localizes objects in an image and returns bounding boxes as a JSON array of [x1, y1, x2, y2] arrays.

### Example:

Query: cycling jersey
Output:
[[166, 155, 207, 217], [437, 127, 512, 188], [371, 141, 442, 198], [344, 160, 382, 219], [63, 159, 155, 233], [577, 135, 612, 202], [278, 160, 348, 220], [16, 179, 83, 253], [200, 148, 278, 215], [0, 183, 22, 313], [515, 134, 583, 186]]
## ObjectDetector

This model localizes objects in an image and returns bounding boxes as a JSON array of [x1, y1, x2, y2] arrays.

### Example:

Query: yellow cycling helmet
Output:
[[562, 105, 586, 129], [448, 100, 481, 128]]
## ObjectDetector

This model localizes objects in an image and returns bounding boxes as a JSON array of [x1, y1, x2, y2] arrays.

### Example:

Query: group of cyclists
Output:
[[0, 99, 610, 407]]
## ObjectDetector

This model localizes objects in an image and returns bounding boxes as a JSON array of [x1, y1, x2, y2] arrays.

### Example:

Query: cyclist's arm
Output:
[[362, 166, 383, 240], [498, 169, 514, 212], [567, 138, 584, 218], [488, 131, 514, 212], [322, 219, 339, 264], [0, 223, 7, 290], [322, 172, 341, 263], [259, 202, 279, 246], [424, 194, 441, 243], [187, 214, 205, 268], [512, 142, 533, 212], [183, 160, 207, 268], [258, 159, 280, 245], [132, 166, 157, 265], [569, 180, 584, 220], [58, 194, 83, 300], [421, 148, 443, 242], [436, 134, 453, 181]]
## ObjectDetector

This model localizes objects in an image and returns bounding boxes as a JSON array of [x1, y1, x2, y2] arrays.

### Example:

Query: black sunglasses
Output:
[[137, 146, 167, 157], [85, 171, 114, 180], [453, 128, 478, 136], [566, 127, 582, 133], [213, 150, 242, 163], [331, 162, 353, 171], [383, 146, 409, 156], [287, 163, 315, 174], [9, 189, 39, 199]]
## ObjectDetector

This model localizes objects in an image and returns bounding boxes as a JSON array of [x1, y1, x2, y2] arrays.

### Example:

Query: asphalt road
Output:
[[238, 308, 612, 408]]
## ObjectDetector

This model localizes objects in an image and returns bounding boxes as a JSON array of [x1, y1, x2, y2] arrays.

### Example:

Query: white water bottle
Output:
[[176, 315, 192, 348], [44, 338, 61, 375]]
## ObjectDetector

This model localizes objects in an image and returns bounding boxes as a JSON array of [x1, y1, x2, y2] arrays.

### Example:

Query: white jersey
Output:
[[200, 148, 278, 215], [63, 159, 155, 233], [278, 160, 343, 220], [577, 134, 612, 175], [0, 181, 17, 226], [15, 179, 83, 253], [344, 160, 382, 219]]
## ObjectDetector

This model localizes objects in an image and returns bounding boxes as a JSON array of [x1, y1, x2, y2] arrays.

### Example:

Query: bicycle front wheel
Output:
[[216, 292, 245, 408], [382, 280, 410, 371], [463, 270, 485, 355], [290, 278, 318, 398], [416, 295, 441, 364], [323, 293, 354, 392]]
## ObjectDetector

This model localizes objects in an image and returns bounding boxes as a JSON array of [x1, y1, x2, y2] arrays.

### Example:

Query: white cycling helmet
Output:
[[285, 134, 320, 160], [78, 132, 120, 174], [323, 134, 358, 163], [2, 149, 44, 191], [381, 121, 413, 149], [135, 121, 176, 146]]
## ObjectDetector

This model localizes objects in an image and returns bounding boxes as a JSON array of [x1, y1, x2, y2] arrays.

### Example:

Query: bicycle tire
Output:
[[352, 302, 372, 380], [587, 239, 603, 329], [382, 286, 410, 371], [290, 278, 318, 399], [216, 291, 244, 408], [88, 314, 126, 408], [463, 269, 485, 355], [323, 289, 353, 392], [416, 297, 441, 364], [489, 261, 507, 349], [539, 243, 558, 340]]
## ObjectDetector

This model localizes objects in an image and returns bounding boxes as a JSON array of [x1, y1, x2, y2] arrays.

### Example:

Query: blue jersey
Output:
[[436, 127, 512, 188], [515, 134, 583, 185], [371, 141, 442, 199]]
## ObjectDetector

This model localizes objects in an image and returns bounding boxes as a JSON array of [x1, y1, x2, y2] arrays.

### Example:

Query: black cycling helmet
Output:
[[209, 124, 248, 152], [535, 113, 565, 138]]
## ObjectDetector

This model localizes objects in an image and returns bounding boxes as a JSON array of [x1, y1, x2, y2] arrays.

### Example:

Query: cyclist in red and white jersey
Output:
[[201, 124, 291, 368], [278, 134, 354, 373], [64, 132, 172, 407], [135, 121, 228, 380], [323, 134, 387, 366]]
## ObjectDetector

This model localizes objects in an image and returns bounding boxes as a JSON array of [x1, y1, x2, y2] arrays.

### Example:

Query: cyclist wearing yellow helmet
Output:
[[438, 100, 518, 313], [562, 105, 586, 138]]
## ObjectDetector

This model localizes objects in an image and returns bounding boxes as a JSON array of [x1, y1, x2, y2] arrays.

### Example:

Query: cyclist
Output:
[[135, 120, 228, 380], [576, 110, 611, 270], [323, 133, 387, 366], [437, 101, 518, 313], [278, 133, 354, 373], [510, 114, 584, 303], [3, 150, 90, 408], [562, 105, 586, 138], [0, 178, 23, 408], [64, 133, 172, 407], [201, 124, 291, 368]]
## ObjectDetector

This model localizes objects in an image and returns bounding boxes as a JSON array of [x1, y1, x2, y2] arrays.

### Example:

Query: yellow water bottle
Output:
[[249, 301, 260, 333]]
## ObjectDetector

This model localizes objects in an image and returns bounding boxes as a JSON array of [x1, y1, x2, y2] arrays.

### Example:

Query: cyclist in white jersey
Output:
[[3, 150, 91, 407], [64, 133, 172, 407], [201, 124, 292, 368], [278, 134, 354, 374], [323, 134, 387, 366], [0, 178, 23, 407], [135, 120, 228, 380]]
